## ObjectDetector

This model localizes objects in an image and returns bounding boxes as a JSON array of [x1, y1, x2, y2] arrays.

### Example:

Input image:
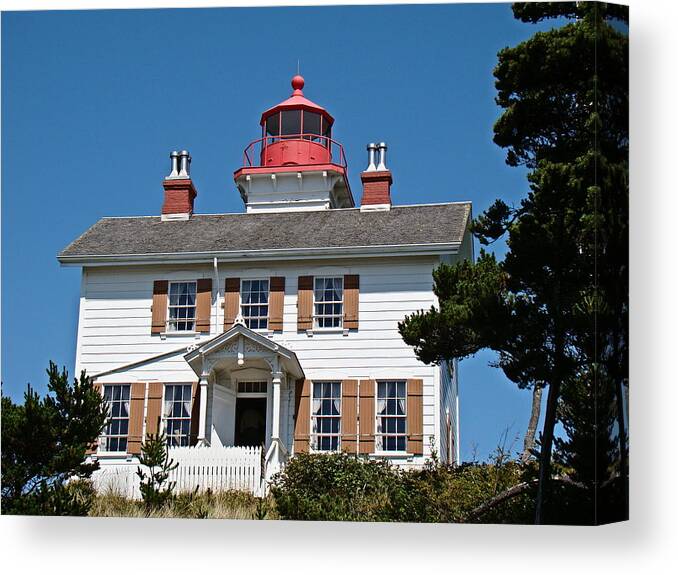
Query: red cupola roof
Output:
[[260, 75, 334, 126]]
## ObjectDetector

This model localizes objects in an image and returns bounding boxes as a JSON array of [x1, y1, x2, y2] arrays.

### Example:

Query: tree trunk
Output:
[[615, 373, 629, 516], [534, 377, 560, 524], [521, 385, 543, 464]]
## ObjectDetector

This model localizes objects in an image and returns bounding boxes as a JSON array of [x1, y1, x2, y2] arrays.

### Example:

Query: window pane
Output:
[[281, 110, 301, 136], [303, 112, 321, 136], [266, 114, 280, 137]]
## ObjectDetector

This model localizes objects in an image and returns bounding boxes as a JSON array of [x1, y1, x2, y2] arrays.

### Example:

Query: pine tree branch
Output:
[[464, 475, 586, 522]]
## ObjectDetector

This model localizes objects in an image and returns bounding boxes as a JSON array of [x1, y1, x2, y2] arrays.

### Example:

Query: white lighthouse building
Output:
[[59, 75, 472, 494]]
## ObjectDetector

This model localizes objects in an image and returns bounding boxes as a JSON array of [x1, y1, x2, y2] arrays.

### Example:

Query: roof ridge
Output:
[[97, 201, 471, 220]]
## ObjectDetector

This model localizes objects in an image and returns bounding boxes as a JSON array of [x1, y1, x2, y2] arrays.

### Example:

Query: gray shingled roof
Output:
[[58, 203, 471, 260]]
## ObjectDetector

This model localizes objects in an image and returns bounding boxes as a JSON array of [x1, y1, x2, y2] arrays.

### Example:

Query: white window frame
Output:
[[100, 384, 131, 453], [167, 281, 197, 332], [162, 384, 193, 447], [313, 276, 344, 330], [311, 381, 342, 452], [240, 278, 270, 331], [375, 380, 408, 453]]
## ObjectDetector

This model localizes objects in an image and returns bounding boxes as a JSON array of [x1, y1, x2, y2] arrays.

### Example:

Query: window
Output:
[[311, 382, 341, 451], [237, 381, 268, 394], [241, 279, 269, 330], [281, 109, 301, 137], [167, 281, 197, 332], [314, 277, 343, 329], [101, 384, 130, 452], [265, 113, 280, 138], [302, 111, 322, 142], [376, 381, 407, 452], [163, 384, 193, 447]]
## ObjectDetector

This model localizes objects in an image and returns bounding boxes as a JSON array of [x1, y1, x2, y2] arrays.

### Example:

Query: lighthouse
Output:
[[233, 75, 354, 212]]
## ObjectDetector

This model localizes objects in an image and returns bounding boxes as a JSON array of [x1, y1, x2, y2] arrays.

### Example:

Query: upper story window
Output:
[[311, 381, 341, 452], [376, 381, 407, 452], [101, 384, 130, 452], [163, 384, 192, 447], [314, 277, 343, 329], [168, 281, 196, 332], [241, 279, 269, 330]]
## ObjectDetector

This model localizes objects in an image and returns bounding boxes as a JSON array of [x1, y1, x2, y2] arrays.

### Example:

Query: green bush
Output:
[[270, 452, 535, 523], [270, 452, 410, 522]]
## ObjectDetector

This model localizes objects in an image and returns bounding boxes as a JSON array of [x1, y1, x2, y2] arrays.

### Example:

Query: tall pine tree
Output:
[[400, 2, 628, 524]]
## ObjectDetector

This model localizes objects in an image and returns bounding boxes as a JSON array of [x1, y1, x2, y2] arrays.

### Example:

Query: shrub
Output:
[[271, 452, 536, 523], [271, 452, 410, 522]]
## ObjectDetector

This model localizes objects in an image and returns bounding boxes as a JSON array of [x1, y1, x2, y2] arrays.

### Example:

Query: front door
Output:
[[234, 397, 267, 447]]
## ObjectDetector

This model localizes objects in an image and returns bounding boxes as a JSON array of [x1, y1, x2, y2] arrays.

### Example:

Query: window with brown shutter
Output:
[[269, 276, 285, 332], [358, 379, 375, 454], [343, 274, 359, 330], [190, 382, 201, 446], [195, 278, 212, 333], [151, 280, 168, 334], [86, 383, 103, 455], [293, 379, 311, 453], [127, 382, 146, 455], [145, 382, 164, 436], [223, 278, 240, 330], [341, 379, 358, 454], [406, 378, 424, 455], [297, 276, 313, 331]]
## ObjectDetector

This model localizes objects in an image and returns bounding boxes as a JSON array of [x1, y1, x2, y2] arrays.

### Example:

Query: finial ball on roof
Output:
[[291, 74, 305, 92]]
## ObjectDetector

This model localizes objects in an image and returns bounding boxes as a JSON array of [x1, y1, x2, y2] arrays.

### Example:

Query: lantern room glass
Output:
[[263, 111, 331, 148]]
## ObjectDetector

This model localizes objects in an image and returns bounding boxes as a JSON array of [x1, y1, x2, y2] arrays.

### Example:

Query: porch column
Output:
[[271, 371, 283, 440], [198, 371, 209, 445]]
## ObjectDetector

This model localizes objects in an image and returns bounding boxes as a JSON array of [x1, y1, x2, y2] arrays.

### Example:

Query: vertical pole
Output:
[[271, 371, 283, 440], [198, 372, 209, 445]]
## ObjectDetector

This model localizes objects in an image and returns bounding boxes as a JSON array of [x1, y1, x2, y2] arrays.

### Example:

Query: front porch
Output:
[[183, 322, 304, 483]]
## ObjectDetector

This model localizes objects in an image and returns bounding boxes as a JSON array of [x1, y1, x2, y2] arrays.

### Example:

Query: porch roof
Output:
[[183, 323, 305, 380]]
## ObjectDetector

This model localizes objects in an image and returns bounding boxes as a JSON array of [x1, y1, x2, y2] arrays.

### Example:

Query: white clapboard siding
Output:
[[91, 446, 264, 499], [77, 254, 458, 461]]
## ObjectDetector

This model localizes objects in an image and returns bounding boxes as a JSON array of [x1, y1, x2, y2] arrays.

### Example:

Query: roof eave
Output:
[[57, 242, 463, 267]]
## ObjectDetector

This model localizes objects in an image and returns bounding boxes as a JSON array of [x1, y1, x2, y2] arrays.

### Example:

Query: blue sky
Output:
[[1, 3, 561, 461]]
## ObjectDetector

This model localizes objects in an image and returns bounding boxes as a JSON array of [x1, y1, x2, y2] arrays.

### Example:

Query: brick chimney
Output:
[[360, 142, 392, 211], [162, 150, 196, 220]]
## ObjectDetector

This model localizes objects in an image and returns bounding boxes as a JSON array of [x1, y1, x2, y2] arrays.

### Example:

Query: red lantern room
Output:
[[234, 75, 354, 213]]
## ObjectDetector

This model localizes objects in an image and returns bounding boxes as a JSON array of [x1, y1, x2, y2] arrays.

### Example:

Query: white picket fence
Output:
[[91, 446, 265, 499]]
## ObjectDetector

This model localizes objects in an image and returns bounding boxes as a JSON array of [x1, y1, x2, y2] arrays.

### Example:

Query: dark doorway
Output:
[[234, 397, 267, 447]]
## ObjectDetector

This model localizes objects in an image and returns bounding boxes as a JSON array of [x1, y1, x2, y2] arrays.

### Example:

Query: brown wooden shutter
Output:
[[86, 383, 103, 455], [195, 279, 212, 333], [190, 382, 201, 446], [343, 274, 360, 330], [127, 382, 146, 455], [407, 378, 424, 455], [151, 280, 168, 334], [293, 379, 311, 453], [146, 382, 164, 436], [269, 276, 285, 332], [359, 379, 375, 455], [297, 276, 313, 331], [223, 278, 240, 331], [341, 379, 358, 454]]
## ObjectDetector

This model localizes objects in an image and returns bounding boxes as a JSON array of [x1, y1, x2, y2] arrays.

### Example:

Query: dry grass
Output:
[[88, 489, 278, 520]]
